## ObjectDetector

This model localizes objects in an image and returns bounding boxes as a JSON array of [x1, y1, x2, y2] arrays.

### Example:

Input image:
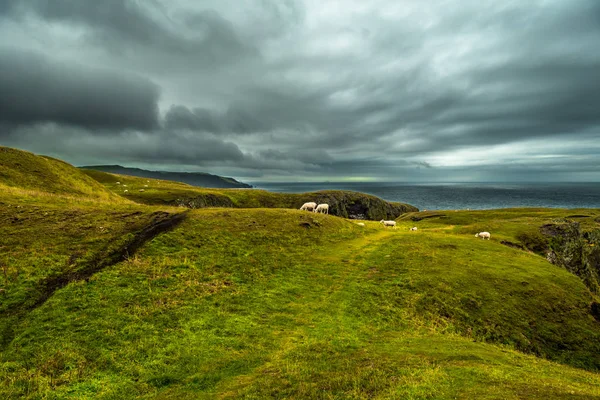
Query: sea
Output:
[[252, 182, 600, 211]]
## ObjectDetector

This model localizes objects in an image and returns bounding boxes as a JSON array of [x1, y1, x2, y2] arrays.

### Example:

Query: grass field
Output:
[[2, 147, 600, 399], [81, 168, 417, 220]]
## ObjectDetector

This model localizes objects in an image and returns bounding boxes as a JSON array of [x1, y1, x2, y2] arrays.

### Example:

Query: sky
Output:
[[1, 0, 599, 182]]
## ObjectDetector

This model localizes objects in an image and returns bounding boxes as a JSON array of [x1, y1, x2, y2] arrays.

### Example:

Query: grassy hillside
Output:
[[399, 208, 600, 293], [82, 169, 418, 220], [0, 147, 122, 203], [2, 204, 600, 398], [2, 149, 600, 398], [80, 165, 252, 189]]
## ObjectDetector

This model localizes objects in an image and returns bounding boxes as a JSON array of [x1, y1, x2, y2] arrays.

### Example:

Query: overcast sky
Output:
[[1, 0, 599, 182]]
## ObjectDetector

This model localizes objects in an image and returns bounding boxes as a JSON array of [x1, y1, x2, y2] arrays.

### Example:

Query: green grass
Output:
[[398, 208, 600, 243], [81, 169, 418, 220], [0, 147, 122, 203], [2, 147, 600, 398], [2, 207, 600, 398]]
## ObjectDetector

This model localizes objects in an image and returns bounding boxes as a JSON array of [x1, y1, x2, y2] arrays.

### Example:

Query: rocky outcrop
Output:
[[136, 189, 418, 221], [175, 194, 235, 209], [540, 220, 600, 293], [304, 190, 418, 220]]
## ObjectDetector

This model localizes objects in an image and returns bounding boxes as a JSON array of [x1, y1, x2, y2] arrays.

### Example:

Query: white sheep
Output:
[[475, 231, 491, 240], [410, 227, 418, 231], [314, 203, 329, 214], [124, 189, 128, 193], [300, 202, 317, 212], [356, 222, 365, 227], [139, 189, 145, 192], [380, 220, 397, 229], [116, 181, 121, 185], [144, 184, 148, 187]]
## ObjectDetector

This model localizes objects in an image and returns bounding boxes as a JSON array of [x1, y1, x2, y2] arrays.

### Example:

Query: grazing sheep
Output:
[[410, 227, 418, 231], [314, 203, 329, 214], [475, 231, 491, 240], [380, 220, 397, 229], [139, 189, 145, 192], [144, 184, 148, 187], [124, 189, 128, 193], [300, 202, 317, 212], [116, 182, 121, 185], [356, 222, 365, 227]]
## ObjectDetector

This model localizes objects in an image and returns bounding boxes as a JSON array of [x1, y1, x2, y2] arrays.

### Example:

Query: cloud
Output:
[[0, 0, 599, 181], [2, 124, 244, 167], [164, 104, 273, 134], [1, 0, 258, 70], [0, 47, 160, 132]]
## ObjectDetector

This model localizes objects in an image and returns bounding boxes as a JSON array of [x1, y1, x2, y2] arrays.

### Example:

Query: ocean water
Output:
[[252, 182, 600, 211]]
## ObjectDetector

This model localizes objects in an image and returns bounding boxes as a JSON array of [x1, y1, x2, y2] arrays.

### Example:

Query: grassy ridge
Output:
[[2, 147, 600, 398], [2, 207, 600, 398], [0, 199, 186, 349], [80, 165, 252, 188], [82, 168, 418, 220], [0, 147, 122, 203]]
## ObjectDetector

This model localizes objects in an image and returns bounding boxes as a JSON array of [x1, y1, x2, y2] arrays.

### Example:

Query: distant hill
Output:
[[80, 165, 252, 189], [0, 146, 123, 201]]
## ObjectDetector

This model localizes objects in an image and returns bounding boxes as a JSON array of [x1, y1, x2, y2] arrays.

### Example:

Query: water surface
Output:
[[252, 182, 600, 210]]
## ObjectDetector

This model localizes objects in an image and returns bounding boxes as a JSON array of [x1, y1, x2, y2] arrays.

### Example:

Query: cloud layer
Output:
[[1, 0, 599, 181]]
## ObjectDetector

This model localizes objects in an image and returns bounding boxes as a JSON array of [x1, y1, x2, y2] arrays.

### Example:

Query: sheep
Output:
[[475, 231, 491, 240], [410, 227, 418, 231], [356, 222, 365, 227], [144, 184, 148, 187], [300, 202, 317, 212], [124, 189, 129, 193], [314, 203, 329, 214], [139, 189, 145, 192], [380, 220, 397, 229], [116, 181, 121, 185]]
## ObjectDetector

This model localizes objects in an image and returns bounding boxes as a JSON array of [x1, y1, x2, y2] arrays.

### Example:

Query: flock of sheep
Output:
[[116, 180, 150, 193], [299, 202, 329, 214], [300, 201, 491, 239]]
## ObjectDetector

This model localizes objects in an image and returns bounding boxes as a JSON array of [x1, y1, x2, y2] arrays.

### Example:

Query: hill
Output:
[[80, 165, 252, 189], [2, 148, 600, 398], [2, 204, 600, 398], [81, 168, 418, 220], [0, 147, 123, 203]]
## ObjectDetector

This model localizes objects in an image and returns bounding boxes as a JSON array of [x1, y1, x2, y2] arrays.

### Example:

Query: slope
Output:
[[81, 165, 252, 189], [2, 208, 600, 399], [82, 168, 418, 220], [0, 147, 122, 203]]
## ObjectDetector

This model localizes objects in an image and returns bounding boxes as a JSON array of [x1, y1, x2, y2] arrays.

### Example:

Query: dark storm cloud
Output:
[[2, 125, 244, 167], [1, 0, 257, 69], [0, 48, 160, 132], [1, 0, 600, 181], [164, 105, 274, 134]]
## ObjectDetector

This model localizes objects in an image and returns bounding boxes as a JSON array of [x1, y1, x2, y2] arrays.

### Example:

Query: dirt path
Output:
[[216, 227, 398, 397], [0, 210, 189, 349]]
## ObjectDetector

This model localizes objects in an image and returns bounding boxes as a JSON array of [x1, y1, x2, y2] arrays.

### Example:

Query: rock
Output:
[[591, 302, 600, 322], [540, 220, 600, 293], [501, 240, 526, 251]]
